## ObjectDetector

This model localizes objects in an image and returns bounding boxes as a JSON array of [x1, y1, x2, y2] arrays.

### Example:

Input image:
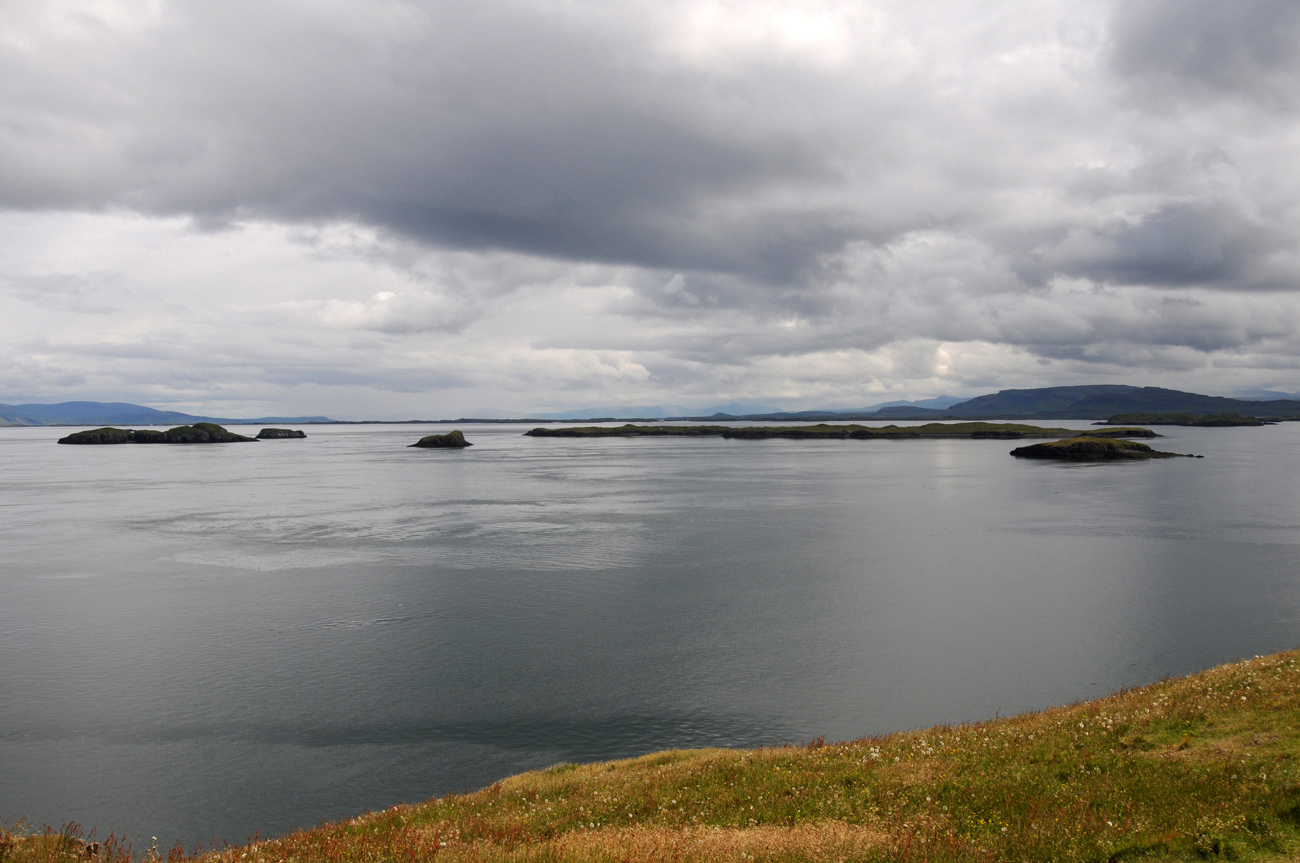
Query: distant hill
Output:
[[0, 401, 330, 427], [538, 402, 782, 419], [856, 395, 965, 411], [942, 386, 1300, 420], [701, 385, 1300, 422], [1234, 389, 1300, 401]]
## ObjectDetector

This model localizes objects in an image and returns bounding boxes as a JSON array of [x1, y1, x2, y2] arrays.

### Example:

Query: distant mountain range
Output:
[[6, 385, 1299, 427], [915, 385, 1300, 420], [0, 401, 330, 427], [688, 385, 1300, 422], [530, 396, 965, 420], [535, 402, 783, 420]]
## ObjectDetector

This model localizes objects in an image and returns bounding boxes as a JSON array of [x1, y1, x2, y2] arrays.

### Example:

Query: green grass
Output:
[[10, 650, 1300, 861]]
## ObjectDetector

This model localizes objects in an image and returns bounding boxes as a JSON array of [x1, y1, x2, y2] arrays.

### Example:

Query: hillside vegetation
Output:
[[9, 650, 1300, 862]]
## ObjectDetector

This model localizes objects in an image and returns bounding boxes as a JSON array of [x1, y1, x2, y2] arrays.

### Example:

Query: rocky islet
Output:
[[58, 423, 257, 444], [255, 428, 307, 439], [409, 429, 473, 448]]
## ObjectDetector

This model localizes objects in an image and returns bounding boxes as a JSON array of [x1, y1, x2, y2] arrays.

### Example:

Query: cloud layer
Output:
[[2, 0, 1298, 417]]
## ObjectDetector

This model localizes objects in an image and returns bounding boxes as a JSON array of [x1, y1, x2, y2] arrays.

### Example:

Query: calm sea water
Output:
[[2, 421, 1299, 847]]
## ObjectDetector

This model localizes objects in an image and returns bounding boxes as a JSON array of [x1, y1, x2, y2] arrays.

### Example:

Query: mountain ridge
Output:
[[0, 401, 329, 427], [6, 385, 1299, 426]]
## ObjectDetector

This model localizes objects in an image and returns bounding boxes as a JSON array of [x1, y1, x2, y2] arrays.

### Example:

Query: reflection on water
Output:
[[2, 421, 1299, 846]]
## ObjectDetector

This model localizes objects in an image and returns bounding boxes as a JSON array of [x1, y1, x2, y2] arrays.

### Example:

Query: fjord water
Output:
[[2, 422, 1299, 846]]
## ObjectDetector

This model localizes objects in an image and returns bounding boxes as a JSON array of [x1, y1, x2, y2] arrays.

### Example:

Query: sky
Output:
[[2, 0, 1299, 419]]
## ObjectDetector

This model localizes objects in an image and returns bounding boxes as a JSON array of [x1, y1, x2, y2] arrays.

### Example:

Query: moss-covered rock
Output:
[[409, 429, 472, 448], [256, 428, 307, 439]]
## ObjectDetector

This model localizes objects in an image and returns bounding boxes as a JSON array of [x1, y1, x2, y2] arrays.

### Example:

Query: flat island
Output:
[[526, 422, 1077, 440], [1102, 412, 1268, 427], [1010, 436, 1195, 460], [1078, 426, 1160, 438]]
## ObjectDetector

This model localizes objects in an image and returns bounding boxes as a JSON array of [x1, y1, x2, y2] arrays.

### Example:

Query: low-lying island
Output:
[[525, 422, 1078, 440]]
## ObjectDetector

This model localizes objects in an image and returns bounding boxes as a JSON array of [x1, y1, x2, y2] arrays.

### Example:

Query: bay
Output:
[[1, 421, 1298, 848]]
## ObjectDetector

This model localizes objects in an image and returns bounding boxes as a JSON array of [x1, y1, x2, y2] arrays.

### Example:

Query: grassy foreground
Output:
[[9, 651, 1300, 863]]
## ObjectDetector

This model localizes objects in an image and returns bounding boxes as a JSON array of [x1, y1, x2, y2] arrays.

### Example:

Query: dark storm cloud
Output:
[[0, 1, 861, 282]]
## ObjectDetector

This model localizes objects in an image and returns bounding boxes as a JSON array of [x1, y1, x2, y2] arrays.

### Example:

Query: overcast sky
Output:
[[2, 0, 1299, 418]]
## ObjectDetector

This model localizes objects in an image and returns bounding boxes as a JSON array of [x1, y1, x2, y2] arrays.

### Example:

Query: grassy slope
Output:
[[10, 651, 1300, 863]]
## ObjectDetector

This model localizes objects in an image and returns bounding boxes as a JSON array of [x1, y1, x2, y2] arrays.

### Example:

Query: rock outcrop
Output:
[[409, 430, 472, 448], [57, 423, 256, 444], [256, 428, 307, 439], [1010, 436, 1194, 460]]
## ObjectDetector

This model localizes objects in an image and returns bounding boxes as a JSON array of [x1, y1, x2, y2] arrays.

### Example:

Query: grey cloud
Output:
[[0, 1, 858, 282], [1111, 0, 1300, 102], [1023, 203, 1287, 290], [3, 273, 120, 314]]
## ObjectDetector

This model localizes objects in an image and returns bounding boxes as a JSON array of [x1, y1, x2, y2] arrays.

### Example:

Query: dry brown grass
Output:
[[395, 823, 889, 863]]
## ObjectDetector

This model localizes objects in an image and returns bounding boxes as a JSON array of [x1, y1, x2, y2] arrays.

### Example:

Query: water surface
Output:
[[2, 421, 1298, 846]]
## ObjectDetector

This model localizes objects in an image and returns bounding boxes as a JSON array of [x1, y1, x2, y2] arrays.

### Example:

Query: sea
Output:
[[2, 420, 1298, 848]]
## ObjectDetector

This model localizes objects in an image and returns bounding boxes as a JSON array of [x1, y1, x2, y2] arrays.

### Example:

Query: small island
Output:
[[256, 428, 307, 439], [57, 423, 256, 444], [526, 422, 1080, 440], [1101, 412, 1266, 427], [409, 429, 472, 448], [1079, 426, 1160, 438], [1010, 436, 1196, 460]]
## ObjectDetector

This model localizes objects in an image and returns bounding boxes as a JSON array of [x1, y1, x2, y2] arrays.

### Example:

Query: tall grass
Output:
[[9, 649, 1300, 861]]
